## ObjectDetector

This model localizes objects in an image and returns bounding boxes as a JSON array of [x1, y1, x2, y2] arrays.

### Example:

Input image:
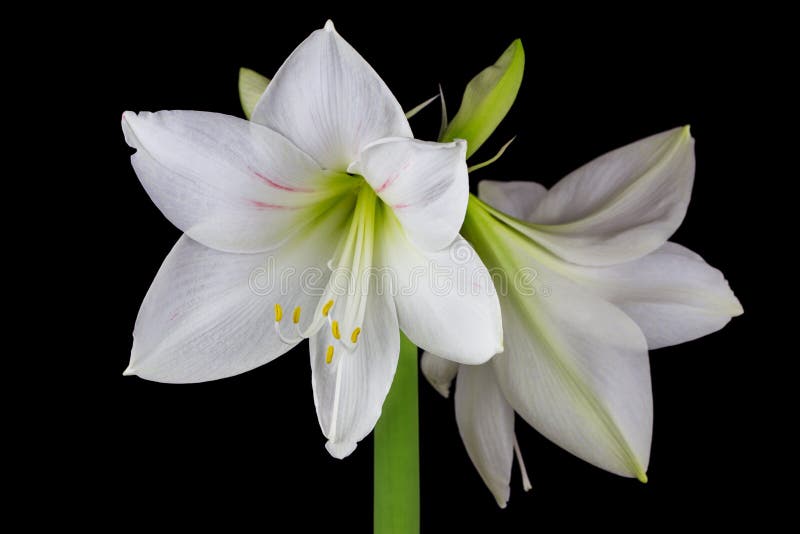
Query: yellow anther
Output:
[[350, 327, 361, 343], [292, 306, 302, 324], [326, 345, 334, 364], [322, 299, 334, 316], [331, 320, 341, 340], [274, 303, 283, 322]]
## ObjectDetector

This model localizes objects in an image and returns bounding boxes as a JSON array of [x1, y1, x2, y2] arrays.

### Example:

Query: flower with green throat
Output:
[[382, 36, 742, 506], [121, 20, 503, 459], [423, 128, 743, 506]]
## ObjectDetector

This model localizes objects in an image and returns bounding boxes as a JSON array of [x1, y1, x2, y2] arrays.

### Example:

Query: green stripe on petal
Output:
[[482, 127, 696, 266], [462, 197, 652, 481]]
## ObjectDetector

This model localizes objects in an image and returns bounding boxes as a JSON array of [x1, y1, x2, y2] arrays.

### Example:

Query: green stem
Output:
[[374, 332, 419, 534]]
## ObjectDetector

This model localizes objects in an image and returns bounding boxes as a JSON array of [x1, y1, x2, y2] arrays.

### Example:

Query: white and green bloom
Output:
[[121, 21, 502, 458], [422, 127, 743, 506]]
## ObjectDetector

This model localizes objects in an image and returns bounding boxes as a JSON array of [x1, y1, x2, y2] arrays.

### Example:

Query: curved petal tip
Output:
[[431, 382, 451, 398], [325, 439, 357, 459], [120, 111, 139, 146], [122, 364, 136, 377], [324, 20, 335, 32]]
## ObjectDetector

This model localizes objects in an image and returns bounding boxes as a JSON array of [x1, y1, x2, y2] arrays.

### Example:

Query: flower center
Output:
[[272, 182, 378, 362]]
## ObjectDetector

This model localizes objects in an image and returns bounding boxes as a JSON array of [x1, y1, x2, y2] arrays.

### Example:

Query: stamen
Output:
[[293, 306, 302, 324], [335, 185, 376, 338], [326, 345, 335, 364], [313, 185, 377, 357], [274, 321, 301, 344], [273, 303, 304, 344], [350, 327, 361, 343], [295, 297, 332, 339], [513, 435, 532, 492]]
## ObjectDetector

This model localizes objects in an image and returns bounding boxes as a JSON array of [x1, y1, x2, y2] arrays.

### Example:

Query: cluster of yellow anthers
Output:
[[273, 300, 362, 364]]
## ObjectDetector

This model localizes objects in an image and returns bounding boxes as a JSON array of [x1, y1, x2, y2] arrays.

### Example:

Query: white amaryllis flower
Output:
[[422, 127, 743, 506], [121, 20, 502, 458]]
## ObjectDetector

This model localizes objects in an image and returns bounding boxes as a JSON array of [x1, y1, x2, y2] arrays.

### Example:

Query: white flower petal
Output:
[[492, 252, 652, 479], [497, 127, 695, 266], [381, 212, 503, 364], [563, 242, 743, 349], [420, 351, 459, 398], [252, 20, 411, 170], [455, 363, 515, 508], [310, 289, 400, 458], [127, 203, 351, 383], [122, 110, 353, 253], [478, 180, 548, 220], [349, 137, 469, 251]]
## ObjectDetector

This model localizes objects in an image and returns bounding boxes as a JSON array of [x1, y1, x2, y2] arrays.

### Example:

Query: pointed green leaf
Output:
[[437, 84, 448, 141], [468, 136, 516, 173], [404, 94, 439, 119], [442, 40, 524, 158], [238, 67, 270, 120]]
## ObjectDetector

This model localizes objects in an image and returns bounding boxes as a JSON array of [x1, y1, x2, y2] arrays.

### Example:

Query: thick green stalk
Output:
[[374, 332, 419, 534]]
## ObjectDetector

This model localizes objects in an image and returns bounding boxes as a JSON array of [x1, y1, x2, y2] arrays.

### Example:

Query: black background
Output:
[[54, 5, 782, 530]]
